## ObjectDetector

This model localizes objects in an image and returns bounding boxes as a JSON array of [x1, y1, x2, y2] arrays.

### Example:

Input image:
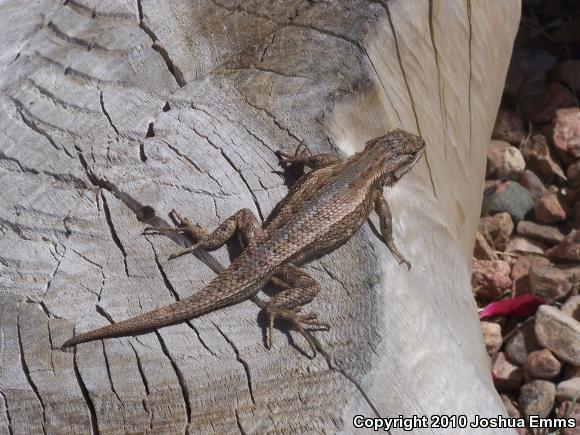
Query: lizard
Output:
[[62, 128, 425, 355]]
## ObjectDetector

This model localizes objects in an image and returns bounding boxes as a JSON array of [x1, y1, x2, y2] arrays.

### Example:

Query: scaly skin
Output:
[[63, 129, 425, 355]]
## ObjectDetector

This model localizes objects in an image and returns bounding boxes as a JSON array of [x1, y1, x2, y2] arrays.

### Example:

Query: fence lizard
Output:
[[63, 129, 425, 355]]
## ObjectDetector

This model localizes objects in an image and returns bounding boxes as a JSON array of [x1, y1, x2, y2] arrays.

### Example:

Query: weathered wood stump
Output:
[[0, 1, 520, 433]]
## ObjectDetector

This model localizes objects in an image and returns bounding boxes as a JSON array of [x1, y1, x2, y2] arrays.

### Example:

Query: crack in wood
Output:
[[72, 346, 99, 435], [99, 91, 120, 137], [381, 2, 438, 199], [16, 313, 47, 435], [428, 0, 449, 159], [214, 324, 255, 405], [46, 21, 108, 52], [0, 391, 14, 435], [466, 0, 473, 160], [101, 192, 130, 277], [154, 331, 191, 432], [187, 121, 265, 222], [27, 78, 98, 114], [136, 0, 186, 87], [9, 97, 74, 158]]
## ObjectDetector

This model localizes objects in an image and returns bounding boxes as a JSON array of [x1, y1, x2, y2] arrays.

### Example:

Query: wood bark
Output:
[[0, 0, 520, 434]]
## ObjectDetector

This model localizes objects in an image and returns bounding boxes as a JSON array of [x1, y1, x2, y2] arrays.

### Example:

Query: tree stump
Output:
[[0, 0, 520, 433]]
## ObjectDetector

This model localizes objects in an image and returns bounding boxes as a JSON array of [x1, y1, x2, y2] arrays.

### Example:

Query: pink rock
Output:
[[505, 320, 542, 366], [557, 378, 580, 402], [479, 213, 514, 251], [534, 191, 570, 224], [474, 231, 496, 260], [562, 296, 580, 322], [556, 401, 580, 435], [554, 108, 580, 158], [505, 236, 546, 255], [487, 140, 526, 180], [511, 255, 552, 295], [493, 352, 523, 391], [529, 265, 580, 302], [481, 321, 502, 355], [533, 82, 576, 123], [516, 220, 565, 246], [535, 305, 580, 365], [520, 134, 565, 182], [547, 230, 580, 261], [524, 349, 562, 380], [492, 110, 526, 145], [519, 380, 556, 418], [472, 259, 512, 300], [566, 159, 580, 186], [520, 170, 546, 204]]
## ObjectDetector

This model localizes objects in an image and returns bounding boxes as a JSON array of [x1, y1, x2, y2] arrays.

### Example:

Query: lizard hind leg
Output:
[[265, 264, 329, 357]]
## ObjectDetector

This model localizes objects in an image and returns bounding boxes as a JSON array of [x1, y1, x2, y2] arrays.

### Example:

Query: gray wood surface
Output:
[[0, 0, 520, 433]]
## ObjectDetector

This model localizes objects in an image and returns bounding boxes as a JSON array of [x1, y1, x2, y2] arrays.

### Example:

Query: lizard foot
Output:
[[144, 209, 204, 235], [276, 143, 309, 168], [265, 307, 330, 357]]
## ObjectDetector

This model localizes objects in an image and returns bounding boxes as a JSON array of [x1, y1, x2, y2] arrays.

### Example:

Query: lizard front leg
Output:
[[372, 189, 411, 270], [145, 208, 262, 258], [266, 263, 329, 357], [277, 143, 340, 170]]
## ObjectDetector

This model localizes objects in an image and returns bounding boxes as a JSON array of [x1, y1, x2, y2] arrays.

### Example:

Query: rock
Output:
[[505, 320, 542, 366], [505, 236, 546, 255], [474, 231, 496, 260], [529, 265, 580, 301], [520, 170, 546, 204], [557, 378, 580, 402], [511, 255, 552, 295], [493, 352, 523, 391], [567, 160, 580, 186], [553, 60, 580, 92], [535, 305, 580, 365], [519, 380, 556, 418], [554, 108, 580, 159], [520, 134, 566, 182], [479, 212, 514, 251], [562, 296, 580, 322], [532, 82, 577, 124], [524, 349, 562, 380], [500, 395, 521, 418], [472, 259, 512, 300], [516, 220, 566, 245], [487, 140, 526, 180], [547, 230, 580, 261], [481, 182, 535, 223], [481, 321, 503, 355], [534, 191, 570, 224], [556, 401, 580, 435], [492, 110, 526, 145]]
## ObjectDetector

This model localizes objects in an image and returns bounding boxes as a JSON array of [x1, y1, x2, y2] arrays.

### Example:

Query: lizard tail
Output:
[[62, 282, 243, 348]]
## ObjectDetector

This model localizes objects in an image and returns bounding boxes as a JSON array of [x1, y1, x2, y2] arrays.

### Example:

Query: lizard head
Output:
[[364, 129, 425, 185]]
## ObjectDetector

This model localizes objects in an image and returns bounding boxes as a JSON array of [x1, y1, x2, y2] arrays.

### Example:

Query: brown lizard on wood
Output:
[[63, 129, 425, 354]]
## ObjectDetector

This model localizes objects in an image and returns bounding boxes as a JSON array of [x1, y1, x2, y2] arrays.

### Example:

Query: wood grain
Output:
[[0, 0, 520, 433]]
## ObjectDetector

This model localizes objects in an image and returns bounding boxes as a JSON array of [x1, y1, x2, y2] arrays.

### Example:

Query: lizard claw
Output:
[[168, 243, 200, 259], [265, 307, 328, 357], [400, 259, 411, 271]]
